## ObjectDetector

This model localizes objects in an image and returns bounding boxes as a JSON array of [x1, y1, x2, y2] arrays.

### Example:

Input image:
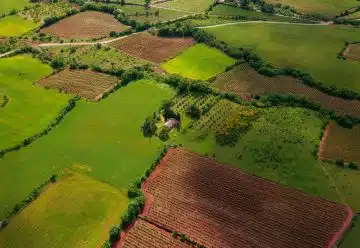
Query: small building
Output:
[[164, 118, 180, 129]]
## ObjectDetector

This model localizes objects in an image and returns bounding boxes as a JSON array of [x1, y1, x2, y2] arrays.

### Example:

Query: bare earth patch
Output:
[[40, 11, 129, 39], [344, 43, 360, 61], [36, 70, 118, 100], [213, 63, 360, 117], [109, 32, 195, 63], [141, 148, 353, 248]]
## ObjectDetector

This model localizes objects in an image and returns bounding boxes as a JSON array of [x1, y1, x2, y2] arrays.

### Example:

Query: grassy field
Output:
[[205, 23, 360, 93], [0, 15, 38, 37], [0, 55, 70, 150], [0, 172, 128, 248], [161, 44, 235, 80], [0, 79, 174, 219], [43, 45, 149, 70], [0, 0, 30, 15], [155, 0, 214, 13], [265, 0, 358, 16], [119, 5, 188, 24]]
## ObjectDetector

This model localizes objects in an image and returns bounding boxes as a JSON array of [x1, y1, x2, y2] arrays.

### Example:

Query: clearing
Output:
[[0, 15, 37, 37], [0, 172, 128, 248], [161, 43, 235, 80], [205, 23, 360, 94], [36, 70, 119, 100], [141, 148, 352, 248], [321, 122, 360, 164], [213, 63, 360, 117], [344, 43, 360, 61], [40, 11, 129, 39], [109, 32, 194, 63], [0, 79, 174, 220], [0, 55, 70, 151]]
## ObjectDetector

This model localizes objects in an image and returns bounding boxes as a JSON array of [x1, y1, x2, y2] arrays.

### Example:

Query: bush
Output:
[[186, 104, 201, 119], [336, 159, 345, 167], [158, 126, 171, 141], [109, 226, 120, 243], [349, 161, 358, 170]]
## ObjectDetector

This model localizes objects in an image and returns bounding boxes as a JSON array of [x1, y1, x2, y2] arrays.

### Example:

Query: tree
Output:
[[145, 0, 151, 8], [186, 105, 201, 119], [109, 226, 120, 243]]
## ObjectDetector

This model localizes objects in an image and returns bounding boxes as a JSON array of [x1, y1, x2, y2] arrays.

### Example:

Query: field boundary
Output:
[[318, 121, 333, 160]]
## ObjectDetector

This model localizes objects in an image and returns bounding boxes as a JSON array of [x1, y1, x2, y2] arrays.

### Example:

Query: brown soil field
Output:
[[213, 63, 360, 117], [120, 219, 191, 248], [36, 69, 118, 100], [142, 148, 353, 248], [322, 122, 360, 164], [109, 32, 195, 63], [344, 43, 360, 61], [40, 11, 129, 39]]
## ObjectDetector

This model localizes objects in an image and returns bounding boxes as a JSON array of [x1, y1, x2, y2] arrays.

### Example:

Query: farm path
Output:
[[199, 20, 332, 28]]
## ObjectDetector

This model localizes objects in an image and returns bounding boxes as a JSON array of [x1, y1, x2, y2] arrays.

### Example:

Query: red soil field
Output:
[[344, 43, 360, 61], [142, 148, 353, 248], [322, 122, 360, 164], [108, 32, 195, 63], [36, 69, 118, 100], [213, 63, 360, 117], [120, 219, 191, 248], [40, 11, 129, 39]]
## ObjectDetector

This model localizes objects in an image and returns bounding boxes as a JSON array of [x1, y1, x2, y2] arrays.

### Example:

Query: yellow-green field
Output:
[[0, 0, 30, 15], [0, 15, 37, 37], [0, 172, 128, 248]]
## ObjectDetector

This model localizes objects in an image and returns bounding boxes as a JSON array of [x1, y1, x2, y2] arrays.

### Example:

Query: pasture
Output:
[[36, 70, 119, 100], [40, 11, 129, 39], [109, 32, 194, 63], [0, 15, 37, 37], [213, 63, 360, 117], [0, 55, 70, 151], [205, 23, 360, 94], [0, 0, 30, 15], [154, 0, 214, 13], [0, 79, 174, 219], [161, 43, 235, 80], [0, 172, 128, 248]]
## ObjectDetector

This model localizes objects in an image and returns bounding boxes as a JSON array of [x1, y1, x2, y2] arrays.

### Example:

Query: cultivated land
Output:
[[0, 0, 30, 15], [264, 0, 358, 16], [205, 23, 360, 94], [0, 55, 70, 151], [345, 43, 360, 61], [0, 172, 128, 248], [0, 15, 37, 37], [40, 11, 129, 39], [162, 43, 235, 80], [154, 0, 214, 13], [322, 122, 360, 164], [36, 70, 119, 100], [0, 79, 174, 220], [109, 32, 195, 63], [141, 148, 352, 248], [213, 63, 360, 116]]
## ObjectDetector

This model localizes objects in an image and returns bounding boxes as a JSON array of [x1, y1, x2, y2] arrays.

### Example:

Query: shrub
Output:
[[109, 226, 120, 243], [336, 159, 345, 167], [186, 104, 201, 119], [349, 161, 358, 170]]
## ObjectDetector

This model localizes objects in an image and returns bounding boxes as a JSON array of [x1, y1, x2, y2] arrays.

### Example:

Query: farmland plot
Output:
[[0, 0, 30, 15], [154, 0, 214, 13], [109, 32, 194, 63], [36, 70, 119, 100], [40, 11, 129, 39], [0, 15, 37, 37], [213, 63, 360, 117], [322, 122, 360, 164], [142, 148, 352, 248], [344, 43, 360, 61]]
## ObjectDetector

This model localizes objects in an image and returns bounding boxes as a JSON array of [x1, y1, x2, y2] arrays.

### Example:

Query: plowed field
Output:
[[322, 122, 360, 164], [142, 148, 353, 248], [213, 63, 360, 117], [345, 43, 360, 61], [40, 11, 128, 39], [109, 32, 194, 63], [120, 219, 191, 248], [36, 70, 118, 100]]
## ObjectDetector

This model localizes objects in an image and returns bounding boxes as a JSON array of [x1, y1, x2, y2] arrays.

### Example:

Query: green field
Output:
[[155, 0, 214, 13], [0, 55, 70, 150], [0, 79, 174, 219], [0, 15, 38, 37], [265, 0, 358, 16], [0, 0, 30, 15], [161, 44, 235, 80], [0, 172, 128, 248], [205, 23, 360, 93], [19, 2, 73, 24]]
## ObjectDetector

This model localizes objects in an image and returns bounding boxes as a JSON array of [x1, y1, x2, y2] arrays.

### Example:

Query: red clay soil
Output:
[[108, 32, 195, 63], [318, 122, 333, 160], [141, 148, 353, 248]]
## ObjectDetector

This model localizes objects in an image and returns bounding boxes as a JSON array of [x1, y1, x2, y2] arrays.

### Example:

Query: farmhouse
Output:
[[164, 118, 180, 129]]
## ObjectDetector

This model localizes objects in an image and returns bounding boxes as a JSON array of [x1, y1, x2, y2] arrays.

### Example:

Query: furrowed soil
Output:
[[141, 148, 352, 248], [322, 122, 360, 164], [213, 63, 360, 117], [36, 69, 118, 100], [109, 32, 195, 63], [40, 11, 129, 39]]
